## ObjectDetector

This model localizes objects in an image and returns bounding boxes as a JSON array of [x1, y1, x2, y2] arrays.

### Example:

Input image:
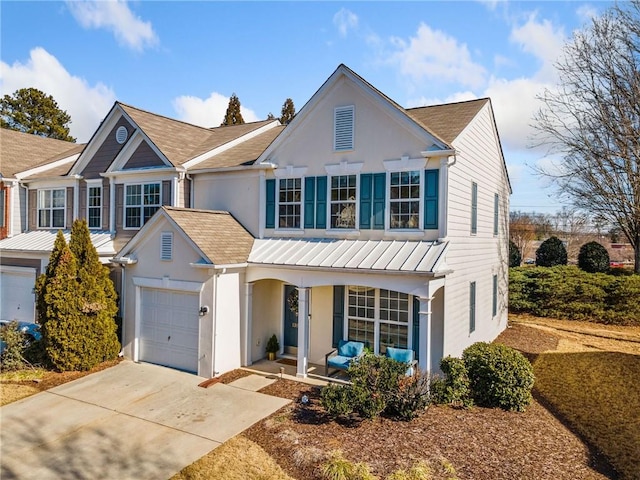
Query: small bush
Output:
[[321, 383, 355, 417], [509, 240, 522, 267], [578, 241, 610, 273], [0, 322, 28, 371], [536, 236, 567, 267], [387, 461, 432, 480], [462, 342, 535, 411], [320, 450, 376, 480], [386, 370, 431, 420], [431, 356, 473, 408]]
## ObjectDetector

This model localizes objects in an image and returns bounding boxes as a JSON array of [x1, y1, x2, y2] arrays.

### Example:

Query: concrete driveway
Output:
[[0, 361, 290, 480]]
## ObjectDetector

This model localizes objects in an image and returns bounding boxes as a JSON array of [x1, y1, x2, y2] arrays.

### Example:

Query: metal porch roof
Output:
[[248, 238, 448, 274], [0, 230, 115, 258]]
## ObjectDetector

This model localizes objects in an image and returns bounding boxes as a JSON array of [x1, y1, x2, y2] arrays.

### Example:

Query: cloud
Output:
[[66, 0, 158, 52], [387, 23, 486, 89], [0, 47, 116, 142], [576, 4, 598, 23], [173, 92, 260, 128], [333, 8, 359, 37]]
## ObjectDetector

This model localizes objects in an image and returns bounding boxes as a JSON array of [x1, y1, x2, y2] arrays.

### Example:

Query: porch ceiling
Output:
[[248, 238, 448, 274]]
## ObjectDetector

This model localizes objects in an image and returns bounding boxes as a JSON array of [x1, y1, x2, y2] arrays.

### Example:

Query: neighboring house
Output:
[[113, 64, 511, 379]]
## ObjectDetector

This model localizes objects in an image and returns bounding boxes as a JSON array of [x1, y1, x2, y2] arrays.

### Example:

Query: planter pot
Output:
[[267, 352, 276, 361]]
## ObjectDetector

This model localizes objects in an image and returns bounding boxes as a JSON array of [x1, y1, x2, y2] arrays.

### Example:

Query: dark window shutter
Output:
[[424, 169, 439, 230], [315, 176, 327, 229], [412, 296, 420, 361], [471, 182, 478, 234], [359, 173, 372, 229], [493, 193, 499, 235], [332, 286, 345, 348], [162, 180, 171, 205], [304, 177, 315, 229], [492, 274, 498, 317], [470, 281, 476, 333], [265, 179, 276, 228], [372, 173, 386, 230]]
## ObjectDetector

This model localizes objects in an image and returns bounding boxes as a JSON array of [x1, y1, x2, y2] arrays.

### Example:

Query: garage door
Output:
[[140, 288, 199, 373], [0, 266, 36, 323]]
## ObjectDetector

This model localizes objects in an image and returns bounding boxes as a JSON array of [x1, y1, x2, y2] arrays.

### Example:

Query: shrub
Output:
[[578, 241, 610, 273], [536, 236, 567, 267], [431, 356, 473, 408], [462, 342, 535, 411], [509, 240, 521, 267], [386, 369, 431, 420], [0, 322, 28, 371], [321, 383, 355, 417], [387, 461, 432, 480]]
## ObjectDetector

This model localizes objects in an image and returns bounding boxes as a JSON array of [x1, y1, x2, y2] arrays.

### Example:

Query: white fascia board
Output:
[[188, 163, 274, 175], [420, 149, 456, 158], [183, 120, 281, 170], [16, 154, 80, 181], [24, 177, 80, 189], [68, 103, 124, 176], [0, 177, 19, 184], [101, 167, 180, 182]]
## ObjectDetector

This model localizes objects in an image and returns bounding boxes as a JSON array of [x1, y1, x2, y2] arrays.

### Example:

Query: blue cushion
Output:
[[328, 355, 353, 370], [338, 340, 364, 358], [386, 347, 414, 364]]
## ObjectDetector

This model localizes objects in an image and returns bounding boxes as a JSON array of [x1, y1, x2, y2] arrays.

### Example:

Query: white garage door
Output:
[[140, 288, 199, 373], [0, 266, 36, 323]]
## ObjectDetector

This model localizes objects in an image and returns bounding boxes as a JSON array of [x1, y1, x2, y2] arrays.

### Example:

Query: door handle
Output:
[[292, 322, 298, 328]]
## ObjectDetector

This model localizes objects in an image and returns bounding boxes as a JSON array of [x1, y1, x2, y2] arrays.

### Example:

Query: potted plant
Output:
[[266, 334, 279, 361]]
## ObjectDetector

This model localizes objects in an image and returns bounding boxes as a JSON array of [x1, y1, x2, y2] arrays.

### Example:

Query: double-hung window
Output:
[[278, 178, 302, 229], [347, 286, 411, 354], [330, 175, 356, 229], [38, 189, 65, 228], [125, 183, 161, 229], [87, 185, 102, 229], [389, 170, 420, 229]]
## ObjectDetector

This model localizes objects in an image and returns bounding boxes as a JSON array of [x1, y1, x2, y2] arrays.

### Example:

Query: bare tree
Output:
[[510, 212, 537, 260], [532, 2, 640, 273]]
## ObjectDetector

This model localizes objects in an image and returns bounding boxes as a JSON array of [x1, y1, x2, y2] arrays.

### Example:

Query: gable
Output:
[[123, 140, 165, 170], [78, 114, 134, 179]]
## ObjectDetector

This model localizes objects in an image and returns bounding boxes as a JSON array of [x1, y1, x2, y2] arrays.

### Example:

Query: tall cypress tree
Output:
[[35, 230, 67, 325], [279, 98, 295, 125], [221, 93, 245, 126]]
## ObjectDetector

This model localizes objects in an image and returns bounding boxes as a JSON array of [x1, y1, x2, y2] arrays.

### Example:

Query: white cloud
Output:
[[173, 92, 260, 128], [0, 47, 116, 142], [388, 23, 487, 89], [66, 0, 158, 52], [576, 4, 598, 23], [333, 8, 359, 37], [406, 91, 477, 109]]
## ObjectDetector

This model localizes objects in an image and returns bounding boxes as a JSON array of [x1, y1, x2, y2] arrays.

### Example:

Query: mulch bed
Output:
[[242, 323, 617, 480]]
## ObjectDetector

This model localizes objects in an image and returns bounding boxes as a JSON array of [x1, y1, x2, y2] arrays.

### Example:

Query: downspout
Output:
[[20, 182, 29, 232]]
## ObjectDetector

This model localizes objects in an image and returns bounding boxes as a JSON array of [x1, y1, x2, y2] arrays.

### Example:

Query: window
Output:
[[160, 232, 173, 261], [125, 183, 161, 228], [38, 189, 65, 228], [493, 193, 499, 236], [469, 281, 476, 333], [347, 286, 410, 354], [87, 185, 102, 229], [390, 171, 420, 229], [278, 178, 302, 229], [492, 274, 498, 317], [334, 106, 354, 151], [471, 182, 478, 234], [330, 175, 356, 229], [0, 188, 5, 228]]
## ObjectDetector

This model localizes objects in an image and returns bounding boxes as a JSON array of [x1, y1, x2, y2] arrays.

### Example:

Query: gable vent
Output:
[[160, 232, 173, 261], [116, 126, 128, 144], [334, 106, 354, 151]]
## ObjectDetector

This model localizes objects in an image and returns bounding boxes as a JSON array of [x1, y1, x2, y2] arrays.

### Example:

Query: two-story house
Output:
[[113, 64, 511, 379]]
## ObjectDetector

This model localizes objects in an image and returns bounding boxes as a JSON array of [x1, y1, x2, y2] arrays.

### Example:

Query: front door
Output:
[[283, 285, 298, 354]]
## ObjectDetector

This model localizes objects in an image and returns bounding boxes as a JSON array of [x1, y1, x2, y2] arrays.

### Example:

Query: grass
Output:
[[170, 436, 294, 480]]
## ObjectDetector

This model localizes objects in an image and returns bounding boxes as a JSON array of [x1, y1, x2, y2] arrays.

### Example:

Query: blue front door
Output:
[[283, 285, 298, 353]]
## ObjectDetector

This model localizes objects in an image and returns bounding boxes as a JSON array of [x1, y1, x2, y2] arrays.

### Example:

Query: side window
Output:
[[88, 185, 102, 229], [389, 171, 420, 229], [469, 281, 476, 333], [492, 274, 498, 317], [330, 175, 356, 229], [278, 178, 302, 229], [125, 183, 161, 229], [471, 182, 478, 235], [493, 193, 499, 236], [38, 189, 65, 229]]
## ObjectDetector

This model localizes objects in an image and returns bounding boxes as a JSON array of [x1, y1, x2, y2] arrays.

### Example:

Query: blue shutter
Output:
[[469, 281, 476, 333], [412, 296, 420, 362], [372, 172, 386, 230], [315, 176, 327, 229], [359, 173, 372, 229], [265, 179, 276, 228], [471, 182, 478, 234], [493, 193, 499, 236], [424, 169, 439, 230], [492, 274, 498, 317], [304, 177, 315, 229], [332, 286, 345, 347]]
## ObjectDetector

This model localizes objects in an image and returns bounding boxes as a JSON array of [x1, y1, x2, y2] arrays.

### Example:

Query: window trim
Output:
[[37, 188, 66, 229], [328, 174, 358, 230], [87, 182, 102, 230], [123, 181, 162, 230], [275, 177, 303, 231], [386, 170, 423, 231]]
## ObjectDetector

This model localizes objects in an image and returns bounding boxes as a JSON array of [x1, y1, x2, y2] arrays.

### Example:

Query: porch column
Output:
[[296, 287, 310, 378], [243, 282, 253, 366], [418, 296, 433, 373]]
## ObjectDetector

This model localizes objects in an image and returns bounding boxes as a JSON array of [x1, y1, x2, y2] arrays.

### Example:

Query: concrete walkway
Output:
[[0, 361, 290, 480]]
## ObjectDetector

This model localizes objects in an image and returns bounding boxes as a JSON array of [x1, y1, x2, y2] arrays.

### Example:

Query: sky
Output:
[[0, 0, 615, 214]]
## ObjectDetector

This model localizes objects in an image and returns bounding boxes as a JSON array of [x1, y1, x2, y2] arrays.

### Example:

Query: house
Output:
[[113, 64, 511, 379]]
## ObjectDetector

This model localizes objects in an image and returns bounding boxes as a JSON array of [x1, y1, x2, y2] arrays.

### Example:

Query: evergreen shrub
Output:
[[431, 356, 473, 408], [578, 241, 610, 273], [536, 236, 568, 267], [0, 322, 28, 371], [509, 240, 522, 267]]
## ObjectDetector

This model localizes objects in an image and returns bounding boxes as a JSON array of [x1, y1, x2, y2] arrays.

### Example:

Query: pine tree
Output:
[[266, 112, 276, 120], [279, 98, 295, 125], [221, 93, 245, 126], [35, 230, 68, 325]]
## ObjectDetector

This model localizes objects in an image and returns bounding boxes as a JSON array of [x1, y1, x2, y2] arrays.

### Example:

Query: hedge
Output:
[[509, 266, 640, 325]]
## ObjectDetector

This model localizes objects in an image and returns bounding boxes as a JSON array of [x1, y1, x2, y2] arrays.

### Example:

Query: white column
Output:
[[243, 282, 254, 366], [418, 296, 433, 373], [296, 287, 310, 378]]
